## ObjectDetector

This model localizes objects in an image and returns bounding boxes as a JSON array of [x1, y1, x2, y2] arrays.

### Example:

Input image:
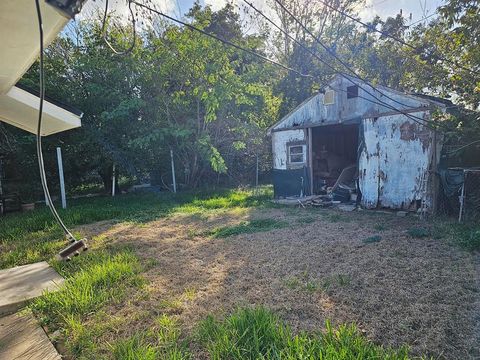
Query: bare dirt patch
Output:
[[78, 208, 480, 359]]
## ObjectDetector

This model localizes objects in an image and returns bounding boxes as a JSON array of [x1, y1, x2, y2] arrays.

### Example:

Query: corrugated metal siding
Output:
[[359, 113, 433, 210]]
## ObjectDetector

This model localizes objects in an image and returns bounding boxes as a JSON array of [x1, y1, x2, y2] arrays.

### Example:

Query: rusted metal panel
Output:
[[272, 129, 305, 169], [359, 113, 433, 210]]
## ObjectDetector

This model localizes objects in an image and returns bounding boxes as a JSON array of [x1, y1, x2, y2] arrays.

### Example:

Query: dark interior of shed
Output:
[[311, 124, 359, 195]]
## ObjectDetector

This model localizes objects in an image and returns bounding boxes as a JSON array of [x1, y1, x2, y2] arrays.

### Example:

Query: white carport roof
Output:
[[0, 0, 83, 136]]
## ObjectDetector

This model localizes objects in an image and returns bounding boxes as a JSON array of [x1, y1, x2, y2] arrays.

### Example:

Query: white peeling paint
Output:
[[359, 113, 432, 210], [272, 129, 305, 169]]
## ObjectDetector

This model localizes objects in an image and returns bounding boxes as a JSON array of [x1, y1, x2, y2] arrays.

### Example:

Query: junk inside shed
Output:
[[311, 124, 359, 201]]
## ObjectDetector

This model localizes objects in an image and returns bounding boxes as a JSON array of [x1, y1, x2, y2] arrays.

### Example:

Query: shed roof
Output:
[[268, 74, 449, 135]]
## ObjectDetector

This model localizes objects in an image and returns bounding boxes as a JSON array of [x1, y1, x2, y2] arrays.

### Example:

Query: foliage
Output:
[[31, 250, 143, 327], [198, 307, 419, 359], [111, 315, 191, 360]]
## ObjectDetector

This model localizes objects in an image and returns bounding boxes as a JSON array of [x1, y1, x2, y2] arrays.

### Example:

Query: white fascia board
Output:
[[0, 86, 81, 136]]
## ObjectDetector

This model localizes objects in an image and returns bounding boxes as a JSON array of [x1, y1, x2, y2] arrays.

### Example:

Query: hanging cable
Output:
[[274, 0, 454, 127], [242, 0, 446, 130], [314, 0, 479, 76], [35, 0, 87, 259], [130, 1, 314, 78], [101, 0, 136, 55]]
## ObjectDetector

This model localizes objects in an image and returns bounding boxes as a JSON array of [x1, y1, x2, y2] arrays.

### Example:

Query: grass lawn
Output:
[[1, 187, 479, 359]]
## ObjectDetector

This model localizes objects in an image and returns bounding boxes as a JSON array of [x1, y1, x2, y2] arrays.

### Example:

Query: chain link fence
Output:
[[436, 168, 480, 223]]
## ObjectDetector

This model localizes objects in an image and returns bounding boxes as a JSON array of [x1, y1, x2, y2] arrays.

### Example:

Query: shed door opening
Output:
[[311, 124, 359, 195]]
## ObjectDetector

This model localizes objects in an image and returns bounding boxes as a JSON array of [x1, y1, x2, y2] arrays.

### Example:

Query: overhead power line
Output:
[[131, 2, 313, 79], [408, 11, 437, 27], [131, 0, 447, 131], [315, 0, 480, 76], [240, 0, 440, 130], [270, 0, 446, 129]]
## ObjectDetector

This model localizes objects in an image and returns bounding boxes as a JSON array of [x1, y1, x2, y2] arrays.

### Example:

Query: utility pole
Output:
[[170, 149, 177, 193], [56, 147, 67, 209], [255, 154, 259, 194]]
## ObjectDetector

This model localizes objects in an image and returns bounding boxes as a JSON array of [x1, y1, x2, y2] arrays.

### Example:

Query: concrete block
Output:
[[0, 261, 64, 315]]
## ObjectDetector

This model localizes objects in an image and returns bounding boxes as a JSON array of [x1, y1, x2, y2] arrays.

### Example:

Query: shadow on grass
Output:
[[0, 187, 273, 269]]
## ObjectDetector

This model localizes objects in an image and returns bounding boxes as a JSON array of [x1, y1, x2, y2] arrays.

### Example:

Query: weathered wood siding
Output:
[[272, 129, 305, 169], [271, 75, 432, 132], [359, 113, 433, 210]]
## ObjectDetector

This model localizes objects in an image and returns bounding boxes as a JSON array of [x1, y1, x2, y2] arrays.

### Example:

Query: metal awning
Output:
[[0, 0, 83, 135]]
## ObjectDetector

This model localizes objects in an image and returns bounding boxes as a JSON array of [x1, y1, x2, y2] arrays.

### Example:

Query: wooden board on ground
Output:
[[0, 311, 61, 360]]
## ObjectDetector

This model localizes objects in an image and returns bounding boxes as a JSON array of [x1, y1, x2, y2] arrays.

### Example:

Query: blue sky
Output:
[[81, 0, 446, 27]]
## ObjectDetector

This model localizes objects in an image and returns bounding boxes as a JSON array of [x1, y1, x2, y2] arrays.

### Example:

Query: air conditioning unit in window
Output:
[[323, 90, 335, 105]]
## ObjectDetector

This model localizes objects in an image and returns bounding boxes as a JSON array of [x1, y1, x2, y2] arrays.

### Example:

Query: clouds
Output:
[[357, 0, 443, 24], [79, 0, 177, 21], [78, 0, 443, 26]]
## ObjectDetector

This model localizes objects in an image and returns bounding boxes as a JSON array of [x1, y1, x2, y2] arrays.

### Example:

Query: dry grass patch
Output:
[[74, 207, 479, 359]]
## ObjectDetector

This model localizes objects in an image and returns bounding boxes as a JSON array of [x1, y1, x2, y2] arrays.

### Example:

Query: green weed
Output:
[[284, 274, 319, 293], [373, 223, 387, 231], [296, 216, 316, 224], [111, 315, 191, 359], [325, 213, 349, 223], [208, 218, 287, 238], [322, 274, 352, 290], [407, 227, 430, 238], [112, 333, 158, 360], [198, 307, 419, 359], [363, 235, 382, 244], [31, 250, 143, 327]]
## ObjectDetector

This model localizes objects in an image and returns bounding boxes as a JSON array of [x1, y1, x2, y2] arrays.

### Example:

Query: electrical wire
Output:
[[35, 0, 77, 242], [101, 0, 136, 55], [250, 0, 445, 130], [408, 12, 437, 27], [132, 0, 450, 131], [314, 0, 480, 76], [130, 1, 313, 79], [124, 1, 430, 131]]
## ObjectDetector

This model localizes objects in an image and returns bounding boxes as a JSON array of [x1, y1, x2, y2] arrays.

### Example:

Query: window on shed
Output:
[[347, 85, 359, 99], [323, 90, 335, 105], [288, 144, 306, 165]]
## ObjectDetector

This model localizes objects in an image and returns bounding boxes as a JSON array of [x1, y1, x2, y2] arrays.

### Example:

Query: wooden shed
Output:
[[268, 75, 447, 212]]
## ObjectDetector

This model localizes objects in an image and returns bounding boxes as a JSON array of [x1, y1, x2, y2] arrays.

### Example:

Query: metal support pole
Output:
[[255, 154, 259, 193], [0, 158, 3, 215], [458, 170, 466, 223], [56, 147, 67, 209], [170, 149, 177, 193], [112, 164, 116, 197]]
